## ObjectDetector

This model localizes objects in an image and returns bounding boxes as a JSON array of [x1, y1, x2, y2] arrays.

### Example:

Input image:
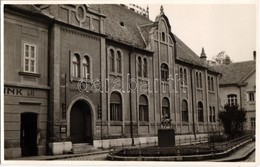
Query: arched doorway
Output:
[[70, 100, 92, 144]]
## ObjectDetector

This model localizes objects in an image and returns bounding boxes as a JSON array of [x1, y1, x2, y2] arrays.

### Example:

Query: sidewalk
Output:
[[210, 141, 255, 162], [11, 141, 255, 161], [14, 149, 109, 161]]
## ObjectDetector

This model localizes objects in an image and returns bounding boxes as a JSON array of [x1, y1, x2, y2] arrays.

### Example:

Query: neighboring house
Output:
[[4, 4, 221, 159], [213, 54, 256, 132]]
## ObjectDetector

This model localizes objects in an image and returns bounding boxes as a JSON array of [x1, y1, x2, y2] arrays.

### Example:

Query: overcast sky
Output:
[[138, 3, 257, 62]]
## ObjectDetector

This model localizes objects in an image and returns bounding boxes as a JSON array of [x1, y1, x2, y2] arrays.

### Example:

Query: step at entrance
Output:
[[72, 143, 95, 154]]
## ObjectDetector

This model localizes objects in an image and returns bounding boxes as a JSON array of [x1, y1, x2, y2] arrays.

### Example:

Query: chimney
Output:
[[253, 51, 256, 60], [200, 47, 207, 63]]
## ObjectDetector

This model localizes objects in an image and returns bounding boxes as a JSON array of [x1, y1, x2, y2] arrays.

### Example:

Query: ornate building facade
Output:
[[4, 4, 221, 159]]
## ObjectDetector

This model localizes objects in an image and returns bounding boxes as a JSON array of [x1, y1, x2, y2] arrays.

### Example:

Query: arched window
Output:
[[83, 56, 90, 79], [198, 101, 204, 122], [179, 67, 183, 84], [182, 100, 188, 122], [143, 58, 148, 78], [117, 51, 122, 73], [208, 76, 211, 90], [110, 92, 122, 121], [139, 95, 148, 122], [72, 54, 80, 78], [161, 63, 169, 81], [211, 77, 214, 91], [162, 32, 166, 42], [227, 94, 237, 106], [212, 107, 216, 122], [209, 106, 212, 122], [199, 72, 202, 88], [110, 49, 115, 72], [184, 68, 187, 85], [138, 57, 142, 77], [196, 72, 199, 87], [162, 97, 170, 118]]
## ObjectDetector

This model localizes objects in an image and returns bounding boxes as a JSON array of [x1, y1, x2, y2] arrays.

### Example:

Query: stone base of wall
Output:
[[5, 148, 21, 159], [48, 141, 72, 155]]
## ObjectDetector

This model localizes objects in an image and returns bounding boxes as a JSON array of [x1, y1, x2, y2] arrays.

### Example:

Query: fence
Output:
[[108, 134, 252, 156]]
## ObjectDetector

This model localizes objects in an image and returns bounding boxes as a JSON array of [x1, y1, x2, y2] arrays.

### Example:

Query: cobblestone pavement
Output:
[[60, 153, 108, 161]]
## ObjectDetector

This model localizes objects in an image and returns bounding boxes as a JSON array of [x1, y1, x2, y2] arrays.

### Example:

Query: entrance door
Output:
[[20, 113, 38, 156], [70, 101, 92, 144]]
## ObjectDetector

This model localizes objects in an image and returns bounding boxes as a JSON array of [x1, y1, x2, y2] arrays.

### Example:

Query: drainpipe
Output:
[[129, 45, 135, 146], [190, 66, 196, 139]]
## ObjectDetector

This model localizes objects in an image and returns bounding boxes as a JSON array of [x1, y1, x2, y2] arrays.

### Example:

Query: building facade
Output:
[[4, 4, 221, 159], [214, 54, 256, 132]]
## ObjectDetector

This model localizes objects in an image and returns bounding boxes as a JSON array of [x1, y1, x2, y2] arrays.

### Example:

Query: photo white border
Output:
[[0, 0, 259, 167]]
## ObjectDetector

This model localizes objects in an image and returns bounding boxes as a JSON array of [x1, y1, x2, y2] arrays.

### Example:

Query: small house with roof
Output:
[[213, 54, 256, 132]]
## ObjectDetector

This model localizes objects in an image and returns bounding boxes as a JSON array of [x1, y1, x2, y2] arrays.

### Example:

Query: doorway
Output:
[[20, 113, 38, 156], [70, 100, 92, 144]]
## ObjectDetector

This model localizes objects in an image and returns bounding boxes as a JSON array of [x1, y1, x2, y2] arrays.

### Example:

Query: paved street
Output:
[[60, 152, 108, 161], [244, 151, 255, 162]]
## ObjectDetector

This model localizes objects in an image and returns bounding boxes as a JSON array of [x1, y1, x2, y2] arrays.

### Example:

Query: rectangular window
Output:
[[251, 117, 255, 128], [249, 92, 255, 101], [24, 43, 36, 73], [139, 105, 148, 122], [110, 103, 122, 121]]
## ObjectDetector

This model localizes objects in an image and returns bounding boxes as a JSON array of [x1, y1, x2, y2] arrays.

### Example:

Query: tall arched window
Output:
[[209, 106, 212, 122], [179, 67, 183, 84], [208, 76, 211, 90], [199, 72, 202, 88], [196, 72, 199, 87], [138, 57, 142, 77], [162, 32, 166, 42], [143, 58, 148, 78], [184, 68, 187, 85], [213, 107, 216, 122], [139, 95, 148, 122], [182, 100, 188, 122], [72, 54, 80, 78], [161, 63, 169, 81], [198, 101, 204, 122], [83, 56, 90, 79], [162, 97, 170, 118], [211, 77, 214, 91], [110, 92, 122, 121], [117, 51, 122, 73], [110, 49, 115, 72]]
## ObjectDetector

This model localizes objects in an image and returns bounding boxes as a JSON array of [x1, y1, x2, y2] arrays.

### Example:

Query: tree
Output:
[[218, 104, 247, 139], [212, 51, 232, 65]]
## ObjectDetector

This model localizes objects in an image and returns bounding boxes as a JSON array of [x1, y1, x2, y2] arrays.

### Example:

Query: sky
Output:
[[137, 2, 257, 62]]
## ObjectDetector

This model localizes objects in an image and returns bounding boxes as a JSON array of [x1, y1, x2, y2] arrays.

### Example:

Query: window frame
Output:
[[182, 99, 189, 122], [110, 92, 122, 121], [23, 43, 37, 73], [161, 63, 169, 81], [227, 94, 237, 106], [139, 95, 149, 122], [198, 101, 204, 122]]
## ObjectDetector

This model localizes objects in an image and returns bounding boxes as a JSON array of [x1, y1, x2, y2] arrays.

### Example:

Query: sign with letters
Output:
[[4, 86, 35, 97]]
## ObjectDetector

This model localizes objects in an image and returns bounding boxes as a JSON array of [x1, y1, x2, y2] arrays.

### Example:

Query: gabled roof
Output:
[[212, 60, 256, 85], [92, 4, 152, 48], [4, 5, 53, 19], [6, 4, 220, 72]]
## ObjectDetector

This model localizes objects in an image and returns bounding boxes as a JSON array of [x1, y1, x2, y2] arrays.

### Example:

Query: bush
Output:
[[209, 133, 227, 143]]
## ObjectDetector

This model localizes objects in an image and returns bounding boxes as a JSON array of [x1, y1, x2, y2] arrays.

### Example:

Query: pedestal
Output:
[[158, 128, 175, 147]]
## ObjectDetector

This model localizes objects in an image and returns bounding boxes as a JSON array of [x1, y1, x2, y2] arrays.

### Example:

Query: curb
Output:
[[217, 146, 255, 162], [107, 139, 254, 161], [47, 150, 110, 160]]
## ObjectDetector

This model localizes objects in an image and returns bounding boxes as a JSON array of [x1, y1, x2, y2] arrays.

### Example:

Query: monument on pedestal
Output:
[[158, 115, 175, 147]]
